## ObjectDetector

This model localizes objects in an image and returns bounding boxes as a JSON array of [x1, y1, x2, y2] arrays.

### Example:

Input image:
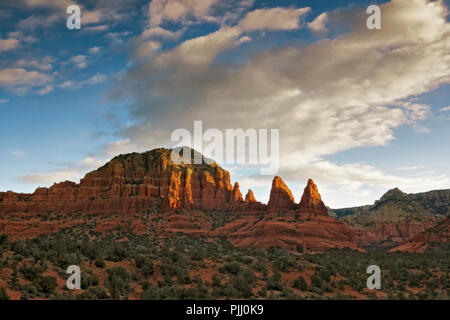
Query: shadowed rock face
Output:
[[335, 188, 445, 248], [391, 217, 450, 253]]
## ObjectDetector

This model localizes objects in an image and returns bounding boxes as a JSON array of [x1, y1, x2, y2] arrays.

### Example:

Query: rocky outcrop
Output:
[[267, 176, 296, 211], [0, 148, 240, 214], [338, 188, 444, 248], [298, 179, 328, 216], [217, 179, 359, 252], [0, 148, 360, 252], [245, 189, 256, 203], [391, 217, 450, 252]]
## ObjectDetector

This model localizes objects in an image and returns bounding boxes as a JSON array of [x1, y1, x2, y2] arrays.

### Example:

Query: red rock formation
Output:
[[218, 214, 359, 252], [350, 221, 438, 248], [0, 147, 360, 252], [390, 217, 450, 253], [298, 179, 328, 216], [0, 148, 240, 214], [230, 182, 243, 203], [267, 176, 296, 211], [217, 179, 359, 252], [245, 189, 256, 203]]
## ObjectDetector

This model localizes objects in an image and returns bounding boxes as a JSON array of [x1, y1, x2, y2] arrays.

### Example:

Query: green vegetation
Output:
[[0, 231, 449, 300]]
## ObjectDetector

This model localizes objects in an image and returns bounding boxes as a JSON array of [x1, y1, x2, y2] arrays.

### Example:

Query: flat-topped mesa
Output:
[[298, 179, 329, 216], [267, 176, 296, 211], [0, 148, 240, 214]]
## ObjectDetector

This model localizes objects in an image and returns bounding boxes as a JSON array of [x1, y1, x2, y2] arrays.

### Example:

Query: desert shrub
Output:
[[221, 261, 241, 275], [81, 271, 99, 289], [106, 243, 129, 262], [106, 266, 131, 299], [19, 263, 47, 281], [135, 254, 154, 276], [293, 276, 308, 291], [94, 257, 105, 268], [0, 287, 9, 300], [141, 284, 160, 300], [34, 275, 57, 295], [266, 272, 283, 291], [76, 287, 108, 300]]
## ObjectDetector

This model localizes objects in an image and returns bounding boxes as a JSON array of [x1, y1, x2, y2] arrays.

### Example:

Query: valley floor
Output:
[[1, 227, 449, 300]]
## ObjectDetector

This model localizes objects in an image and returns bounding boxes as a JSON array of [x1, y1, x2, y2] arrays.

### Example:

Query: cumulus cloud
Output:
[[36, 84, 54, 95], [148, 0, 218, 26], [0, 68, 52, 90], [308, 12, 328, 32], [69, 55, 88, 69], [18, 156, 104, 186], [238, 7, 311, 31], [15, 56, 53, 71], [88, 46, 102, 55], [57, 73, 106, 90], [0, 37, 19, 51], [108, 0, 450, 206]]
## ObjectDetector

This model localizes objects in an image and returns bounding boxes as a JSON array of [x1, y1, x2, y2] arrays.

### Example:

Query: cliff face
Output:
[[391, 217, 450, 253], [0, 148, 359, 252], [298, 179, 328, 216], [267, 176, 296, 211], [337, 188, 445, 248], [218, 178, 358, 252], [0, 148, 253, 214]]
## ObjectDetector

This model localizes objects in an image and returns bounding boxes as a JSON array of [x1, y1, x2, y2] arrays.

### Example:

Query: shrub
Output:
[[0, 287, 9, 300], [293, 276, 308, 291], [34, 276, 57, 295]]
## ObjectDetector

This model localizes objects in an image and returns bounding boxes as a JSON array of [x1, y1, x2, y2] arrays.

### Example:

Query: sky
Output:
[[0, 0, 449, 208]]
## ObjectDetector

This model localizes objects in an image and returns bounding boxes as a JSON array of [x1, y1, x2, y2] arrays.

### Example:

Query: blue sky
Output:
[[0, 0, 449, 208]]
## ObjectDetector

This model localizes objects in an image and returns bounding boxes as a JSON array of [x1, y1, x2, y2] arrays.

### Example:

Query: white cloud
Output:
[[0, 37, 19, 51], [57, 73, 106, 90], [84, 25, 110, 32], [110, 0, 450, 207], [18, 156, 105, 186], [69, 55, 88, 69], [0, 99, 8, 104], [441, 106, 450, 112], [88, 46, 102, 55], [15, 56, 53, 71], [395, 165, 425, 171], [21, 0, 72, 10], [0, 68, 52, 88], [308, 12, 328, 32], [107, 32, 131, 45], [148, 0, 218, 27], [239, 7, 311, 31], [36, 84, 54, 95], [103, 139, 137, 157], [141, 27, 182, 40]]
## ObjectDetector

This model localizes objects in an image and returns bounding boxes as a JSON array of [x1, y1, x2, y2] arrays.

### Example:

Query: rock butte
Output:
[[0, 147, 359, 252]]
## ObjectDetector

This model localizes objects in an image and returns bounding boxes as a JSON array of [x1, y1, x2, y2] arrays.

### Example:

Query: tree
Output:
[[0, 287, 10, 300], [293, 276, 308, 291]]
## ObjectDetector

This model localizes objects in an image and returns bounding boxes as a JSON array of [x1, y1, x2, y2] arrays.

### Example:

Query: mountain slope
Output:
[[391, 217, 450, 252], [333, 188, 445, 248]]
